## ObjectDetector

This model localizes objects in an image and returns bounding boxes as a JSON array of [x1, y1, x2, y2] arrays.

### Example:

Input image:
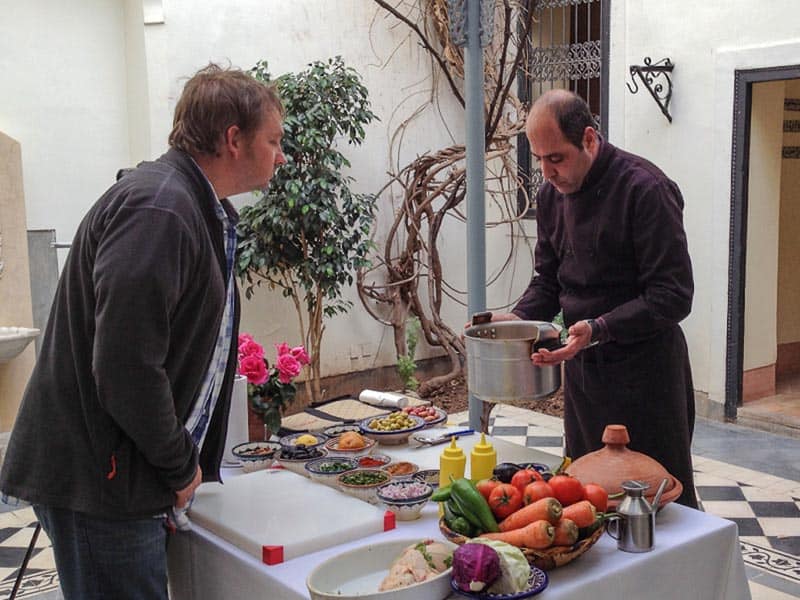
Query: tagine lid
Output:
[[565, 424, 682, 508]]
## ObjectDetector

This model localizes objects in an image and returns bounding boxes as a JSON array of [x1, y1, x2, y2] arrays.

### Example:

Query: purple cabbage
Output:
[[451, 543, 501, 593]]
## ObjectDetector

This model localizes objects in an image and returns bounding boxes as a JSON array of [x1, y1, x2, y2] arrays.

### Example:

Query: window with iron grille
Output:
[[516, 0, 609, 218]]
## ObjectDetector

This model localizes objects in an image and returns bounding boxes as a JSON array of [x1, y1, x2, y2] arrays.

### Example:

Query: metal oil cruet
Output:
[[607, 478, 668, 553]]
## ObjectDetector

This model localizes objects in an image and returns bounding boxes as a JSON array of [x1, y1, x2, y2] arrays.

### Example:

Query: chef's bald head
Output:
[[528, 90, 597, 150]]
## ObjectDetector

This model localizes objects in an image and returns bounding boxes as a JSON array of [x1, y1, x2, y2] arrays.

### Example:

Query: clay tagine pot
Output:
[[565, 424, 683, 509]]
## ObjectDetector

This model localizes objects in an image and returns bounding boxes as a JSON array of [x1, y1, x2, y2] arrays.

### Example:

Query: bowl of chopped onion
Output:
[[376, 480, 433, 521]]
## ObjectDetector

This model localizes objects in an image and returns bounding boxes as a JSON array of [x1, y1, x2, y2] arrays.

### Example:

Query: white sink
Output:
[[0, 327, 40, 363]]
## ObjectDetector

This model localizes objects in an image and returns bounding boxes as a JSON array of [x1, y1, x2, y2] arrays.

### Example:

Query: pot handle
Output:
[[471, 311, 493, 326], [605, 514, 623, 540], [532, 337, 565, 352]]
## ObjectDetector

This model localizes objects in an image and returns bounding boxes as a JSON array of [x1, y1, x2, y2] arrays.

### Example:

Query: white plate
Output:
[[306, 538, 457, 600]]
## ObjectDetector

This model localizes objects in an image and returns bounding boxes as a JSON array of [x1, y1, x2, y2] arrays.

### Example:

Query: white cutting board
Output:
[[189, 469, 394, 565]]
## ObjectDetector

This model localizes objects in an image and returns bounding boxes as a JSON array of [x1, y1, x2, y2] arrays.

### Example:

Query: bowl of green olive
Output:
[[359, 413, 426, 445]]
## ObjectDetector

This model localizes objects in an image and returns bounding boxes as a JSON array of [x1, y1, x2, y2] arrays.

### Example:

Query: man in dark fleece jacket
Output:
[[492, 90, 697, 508], [0, 64, 285, 599]]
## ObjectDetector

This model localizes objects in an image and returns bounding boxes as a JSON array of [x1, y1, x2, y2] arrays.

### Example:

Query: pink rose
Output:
[[239, 355, 268, 385], [275, 353, 301, 384], [238, 339, 264, 359], [275, 342, 291, 357], [238, 333, 254, 345], [290, 345, 310, 366]]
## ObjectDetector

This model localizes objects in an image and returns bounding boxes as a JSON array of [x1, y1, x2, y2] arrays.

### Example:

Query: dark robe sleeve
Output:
[[600, 179, 693, 343]]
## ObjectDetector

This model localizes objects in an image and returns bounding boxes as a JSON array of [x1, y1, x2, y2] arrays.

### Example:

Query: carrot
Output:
[[561, 500, 596, 528], [551, 518, 579, 546], [498, 496, 562, 532], [479, 519, 555, 549]]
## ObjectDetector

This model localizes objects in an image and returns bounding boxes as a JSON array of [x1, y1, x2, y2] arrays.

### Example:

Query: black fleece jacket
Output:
[[0, 149, 239, 518]]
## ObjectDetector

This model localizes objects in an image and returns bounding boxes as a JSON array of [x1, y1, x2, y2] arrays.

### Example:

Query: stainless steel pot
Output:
[[465, 316, 563, 402]]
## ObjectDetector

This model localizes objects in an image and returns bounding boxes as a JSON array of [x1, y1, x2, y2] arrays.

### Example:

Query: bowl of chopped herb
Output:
[[305, 457, 358, 486], [336, 469, 392, 504]]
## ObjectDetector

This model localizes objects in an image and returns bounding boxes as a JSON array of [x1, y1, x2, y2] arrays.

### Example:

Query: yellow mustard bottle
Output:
[[470, 433, 497, 482], [439, 437, 466, 515]]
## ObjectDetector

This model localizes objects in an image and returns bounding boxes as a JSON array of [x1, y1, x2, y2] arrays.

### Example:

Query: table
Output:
[[168, 435, 751, 600]]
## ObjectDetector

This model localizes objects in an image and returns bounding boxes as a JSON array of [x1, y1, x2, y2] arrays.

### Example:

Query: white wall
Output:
[[608, 0, 800, 405], [778, 80, 800, 345], [743, 81, 784, 371], [0, 0, 131, 247]]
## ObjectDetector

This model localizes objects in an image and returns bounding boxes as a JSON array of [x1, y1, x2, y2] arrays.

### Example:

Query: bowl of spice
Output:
[[376, 480, 434, 521], [355, 453, 392, 469], [304, 456, 358, 486], [382, 461, 419, 480], [336, 469, 392, 504]]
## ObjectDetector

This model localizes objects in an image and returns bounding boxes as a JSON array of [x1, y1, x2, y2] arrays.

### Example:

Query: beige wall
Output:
[[777, 79, 800, 345], [743, 81, 785, 371], [0, 132, 36, 432]]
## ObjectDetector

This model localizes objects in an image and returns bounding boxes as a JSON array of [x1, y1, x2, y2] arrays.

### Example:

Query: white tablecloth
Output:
[[168, 437, 751, 600]]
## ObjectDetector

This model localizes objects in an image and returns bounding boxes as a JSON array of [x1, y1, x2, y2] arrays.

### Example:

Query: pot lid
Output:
[[565, 424, 681, 507]]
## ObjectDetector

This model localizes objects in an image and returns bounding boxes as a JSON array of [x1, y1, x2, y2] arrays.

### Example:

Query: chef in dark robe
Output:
[[494, 89, 697, 508]]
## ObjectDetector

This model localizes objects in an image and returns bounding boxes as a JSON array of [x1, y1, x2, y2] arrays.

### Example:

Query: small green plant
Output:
[[397, 317, 421, 391], [237, 57, 378, 403], [553, 310, 567, 344]]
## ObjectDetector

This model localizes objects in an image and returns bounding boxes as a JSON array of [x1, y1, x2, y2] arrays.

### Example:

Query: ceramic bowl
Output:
[[403, 406, 448, 428], [304, 456, 358, 486], [376, 480, 433, 521], [231, 441, 281, 473], [354, 453, 392, 469], [413, 468, 441, 489], [336, 469, 392, 504], [359, 414, 426, 445], [306, 538, 456, 600], [276, 446, 328, 477], [381, 461, 419, 480], [279, 432, 329, 452], [323, 434, 377, 458], [323, 424, 362, 438]]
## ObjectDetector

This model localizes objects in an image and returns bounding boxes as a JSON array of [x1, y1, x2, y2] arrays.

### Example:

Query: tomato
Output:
[[548, 474, 585, 507], [583, 483, 609, 512], [522, 480, 555, 505], [510, 468, 543, 492], [488, 483, 523, 520], [476, 478, 502, 502]]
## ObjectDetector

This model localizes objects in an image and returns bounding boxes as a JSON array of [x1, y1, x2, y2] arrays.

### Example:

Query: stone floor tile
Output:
[[742, 487, 800, 502], [758, 517, 800, 537], [693, 472, 739, 486], [702, 500, 756, 518], [749, 579, 799, 599]]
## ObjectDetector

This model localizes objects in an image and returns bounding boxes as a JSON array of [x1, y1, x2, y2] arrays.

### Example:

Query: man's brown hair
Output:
[[169, 63, 282, 157]]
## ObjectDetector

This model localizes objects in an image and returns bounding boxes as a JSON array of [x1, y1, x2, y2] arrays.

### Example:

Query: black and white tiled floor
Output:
[[2, 405, 799, 599]]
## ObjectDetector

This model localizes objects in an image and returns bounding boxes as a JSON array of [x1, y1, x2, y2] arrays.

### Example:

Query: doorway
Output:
[[727, 67, 800, 431]]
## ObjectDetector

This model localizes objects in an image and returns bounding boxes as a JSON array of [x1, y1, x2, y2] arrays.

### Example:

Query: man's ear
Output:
[[223, 125, 244, 158], [583, 126, 598, 151]]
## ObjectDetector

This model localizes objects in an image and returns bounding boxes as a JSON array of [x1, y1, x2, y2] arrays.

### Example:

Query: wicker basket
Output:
[[438, 517, 605, 570]]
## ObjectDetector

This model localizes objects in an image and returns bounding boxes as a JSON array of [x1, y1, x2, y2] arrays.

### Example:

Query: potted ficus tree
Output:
[[236, 56, 378, 403]]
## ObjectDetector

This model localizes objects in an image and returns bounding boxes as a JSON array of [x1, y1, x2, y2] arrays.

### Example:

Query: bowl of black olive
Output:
[[276, 445, 328, 476]]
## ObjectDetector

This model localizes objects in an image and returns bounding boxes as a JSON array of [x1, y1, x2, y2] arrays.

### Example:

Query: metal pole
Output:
[[465, 0, 486, 431]]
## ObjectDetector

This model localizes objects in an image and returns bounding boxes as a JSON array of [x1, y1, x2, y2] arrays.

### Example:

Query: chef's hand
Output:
[[531, 320, 593, 365], [175, 464, 202, 509]]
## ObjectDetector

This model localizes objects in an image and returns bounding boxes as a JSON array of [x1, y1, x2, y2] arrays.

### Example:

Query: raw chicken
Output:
[[378, 540, 453, 591]]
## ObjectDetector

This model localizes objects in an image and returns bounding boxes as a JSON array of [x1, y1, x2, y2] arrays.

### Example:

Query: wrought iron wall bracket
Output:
[[627, 57, 674, 123]]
